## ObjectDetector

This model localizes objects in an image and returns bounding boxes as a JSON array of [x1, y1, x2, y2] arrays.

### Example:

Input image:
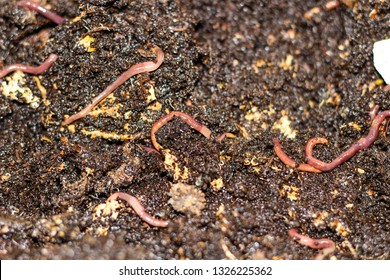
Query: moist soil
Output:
[[0, 0, 389, 260]]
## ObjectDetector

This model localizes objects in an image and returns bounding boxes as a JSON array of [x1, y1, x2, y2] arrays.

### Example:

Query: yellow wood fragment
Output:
[[210, 178, 224, 191], [77, 35, 96, 52], [41, 136, 52, 143], [304, 7, 321, 20], [278, 54, 294, 71], [279, 184, 299, 201], [216, 205, 225, 217], [81, 128, 137, 140], [357, 168, 365, 174], [163, 149, 189, 181], [33, 76, 49, 105], [70, 11, 86, 23], [330, 219, 350, 236], [1, 71, 39, 108], [147, 101, 162, 111], [1, 173, 11, 182]]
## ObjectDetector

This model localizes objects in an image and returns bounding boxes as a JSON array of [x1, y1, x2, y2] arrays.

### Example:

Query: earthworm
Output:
[[0, 54, 58, 78], [288, 228, 336, 260], [108, 192, 169, 227], [142, 145, 161, 155], [17, 1, 65, 25], [150, 111, 212, 151], [305, 110, 390, 171], [62, 46, 164, 126], [215, 132, 235, 142], [272, 138, 322, 173], [369, 104, 380, 122]]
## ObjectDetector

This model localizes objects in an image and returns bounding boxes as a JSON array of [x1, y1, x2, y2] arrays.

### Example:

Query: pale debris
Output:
[[1, 71, 40, 108], [278, 184, 300, 201], [272, 114, 297, 139], [77, 35, 96, 52], [210, 178, 224, 192], [163, 149, 189, 181], [168, 182, 206, 216], [93, 200, 120, 221]]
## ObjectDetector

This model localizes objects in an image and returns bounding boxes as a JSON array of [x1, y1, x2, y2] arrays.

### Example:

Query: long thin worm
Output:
[[215, 132, 235, 142], [0, 54, 58, 78], [369, 104, 380, 122], [62, 46, 164, 126], [305, 110, 390, 171], [150, 111, 212, 151], [272, 138, 322, 173], [17, 1, 65, 25], [288, 228, 336, 260], [108, 192, 169, 227]]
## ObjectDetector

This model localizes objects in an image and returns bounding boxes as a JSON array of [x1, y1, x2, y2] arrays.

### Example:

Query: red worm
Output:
[[142, 145, 161, 155], [305, 110, 390, 171], [272, 138, 322, 173], [108, 192, 169, 227], [288, 228, 336, 260], [150, 111, 212, 151], [17, 1, 65, 25], [369, 104, 380, 122], [0, 54, 58, 78], [62, 46, 164, 126]]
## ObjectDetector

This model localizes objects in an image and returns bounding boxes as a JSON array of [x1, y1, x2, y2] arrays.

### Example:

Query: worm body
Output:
[[142, 146, 161, 155], [305, 110, 390, 171], [150, 111, 212, 150], [0, 54, 58, 78], [273, 138, 322, 173], [108, 192, 169, 227], [62, 46, 164, 125], [369, 105, 380, 122], [17, 1, 65, 25], [288, 228, 336, 260], [215, 132, 235, 142]]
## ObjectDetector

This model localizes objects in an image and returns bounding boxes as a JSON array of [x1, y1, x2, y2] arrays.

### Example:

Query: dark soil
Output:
[[0, 0, 389, 260]]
